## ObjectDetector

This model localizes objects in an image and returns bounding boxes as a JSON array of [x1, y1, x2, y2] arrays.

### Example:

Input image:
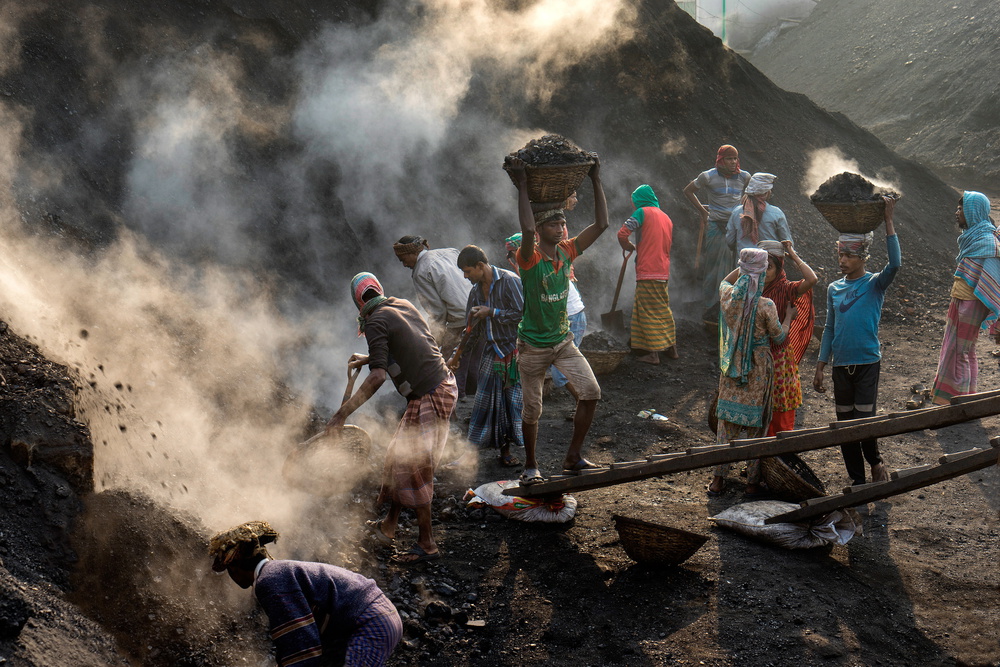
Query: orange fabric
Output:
[[767, 409, 796, 436]]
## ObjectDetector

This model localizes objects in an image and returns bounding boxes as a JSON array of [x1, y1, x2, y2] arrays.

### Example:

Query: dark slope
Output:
[[750, 0, 1000, 193]]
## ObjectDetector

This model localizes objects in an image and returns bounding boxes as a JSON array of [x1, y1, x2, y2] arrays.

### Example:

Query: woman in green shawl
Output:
[[708, 247, 794, 497]]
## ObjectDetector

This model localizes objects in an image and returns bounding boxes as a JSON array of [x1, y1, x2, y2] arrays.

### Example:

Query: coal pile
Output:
[[580, 331, 629, 352], [810, 172, 899, 203], [507, 134, 591, 167]]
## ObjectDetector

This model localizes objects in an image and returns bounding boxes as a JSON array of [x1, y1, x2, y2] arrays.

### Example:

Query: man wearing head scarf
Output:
[[930, 192, 1000, 404], [708, 247, 794, 497], [814, 197, 900, 486], [393, 235, 480, 399], [325, 272, 456, 564], [725, 172, 792, 252], [618, 184, 677, 364], [683, 145, 751, 325], [209, 520, 402, 666], [504, 153, 608, 484]]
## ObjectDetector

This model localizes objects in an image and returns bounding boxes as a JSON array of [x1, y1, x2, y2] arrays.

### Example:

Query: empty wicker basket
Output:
[[812, 199, 890, 234], [504, 161, 595, 204], [581, 349, 628, 375], [613, 515, 709, 566], [760, 453, 825, 501]]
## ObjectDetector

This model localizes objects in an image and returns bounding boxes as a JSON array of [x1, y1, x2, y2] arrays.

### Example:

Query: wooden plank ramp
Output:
[[502, 390, 1000, 497], [763, 439, 1000, 524]]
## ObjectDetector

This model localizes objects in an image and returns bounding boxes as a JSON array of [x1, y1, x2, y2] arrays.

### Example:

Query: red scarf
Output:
[[740, 194, 768, 246]]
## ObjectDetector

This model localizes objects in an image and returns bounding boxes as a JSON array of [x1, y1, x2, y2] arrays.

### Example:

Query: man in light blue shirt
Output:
[[814, 197, 900, 485], [725, 172, 792, 252]]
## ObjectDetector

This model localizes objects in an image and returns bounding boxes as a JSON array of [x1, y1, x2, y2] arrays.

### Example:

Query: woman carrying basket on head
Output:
[[708, 247, 795, 498]]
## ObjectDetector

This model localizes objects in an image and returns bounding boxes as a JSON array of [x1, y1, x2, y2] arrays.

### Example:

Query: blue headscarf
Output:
[[956, 191, 998, 262]]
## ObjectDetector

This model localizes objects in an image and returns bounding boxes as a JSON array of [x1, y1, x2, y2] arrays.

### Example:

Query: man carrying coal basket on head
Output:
[[324, 272, 457, 565], [813, 196, 899, 487], [504, 153, 608, 484]]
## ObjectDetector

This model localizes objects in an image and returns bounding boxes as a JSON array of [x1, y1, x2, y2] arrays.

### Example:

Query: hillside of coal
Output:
[[750, 0, 1000, 195], [0, 0, 994, 665]]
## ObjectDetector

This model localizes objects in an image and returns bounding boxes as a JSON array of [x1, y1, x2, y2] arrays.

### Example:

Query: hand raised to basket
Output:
[[504, 155, 528, 184], [588, 152, 601, 179]]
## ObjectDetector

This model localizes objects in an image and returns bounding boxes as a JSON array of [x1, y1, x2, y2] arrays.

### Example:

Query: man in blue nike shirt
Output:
[[813, 197, 899, 486]]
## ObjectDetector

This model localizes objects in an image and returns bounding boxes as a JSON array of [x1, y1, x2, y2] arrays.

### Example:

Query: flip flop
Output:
[[706, 487, 723, 498], [365, 519, 394, 546], [519, 468, 545, 485], [497, 453, 521, 467], [562, 458, 603, 475], [391, 545, 441, 565]]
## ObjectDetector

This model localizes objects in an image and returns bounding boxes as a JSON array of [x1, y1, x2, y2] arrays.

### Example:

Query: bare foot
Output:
[[707, 476, 724, 496], [664, 346, 679, 359], [636, 352, 660, 365], [871, 463, 890, 482]]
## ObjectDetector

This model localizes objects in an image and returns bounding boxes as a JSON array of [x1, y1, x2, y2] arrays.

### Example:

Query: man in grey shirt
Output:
[[394, 235, 480, 398]]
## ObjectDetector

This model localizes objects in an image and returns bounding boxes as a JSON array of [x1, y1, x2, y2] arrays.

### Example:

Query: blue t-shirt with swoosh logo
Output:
[[819, 234, 901, 366]]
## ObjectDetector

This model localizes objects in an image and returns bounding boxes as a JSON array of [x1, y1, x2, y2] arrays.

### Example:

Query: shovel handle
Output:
[[342, 365, 361, 407], [610, 249, 633, 312]]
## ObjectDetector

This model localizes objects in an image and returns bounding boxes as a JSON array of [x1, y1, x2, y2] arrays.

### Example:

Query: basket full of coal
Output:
[[503, 134, 595, 204], [810, 172, 900, 234]]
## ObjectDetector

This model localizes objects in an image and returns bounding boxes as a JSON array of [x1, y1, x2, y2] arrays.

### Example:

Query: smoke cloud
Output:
[[0, 1, 640, 544]]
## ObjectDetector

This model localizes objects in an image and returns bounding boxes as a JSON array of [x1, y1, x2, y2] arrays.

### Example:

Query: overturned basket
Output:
[[504, 161, 595, 204], [760, 453, 826, 501], [811, 198, 895, 234], [581, 349, 628, 375], [613, 515, 709, 566]]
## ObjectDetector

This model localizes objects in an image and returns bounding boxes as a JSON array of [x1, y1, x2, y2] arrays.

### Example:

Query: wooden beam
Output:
[[503, 392, 1000, 497], [763, 444, 999, 524]]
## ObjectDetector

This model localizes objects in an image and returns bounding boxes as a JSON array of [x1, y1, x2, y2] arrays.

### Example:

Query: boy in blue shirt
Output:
[[813, 197, 899, 485]]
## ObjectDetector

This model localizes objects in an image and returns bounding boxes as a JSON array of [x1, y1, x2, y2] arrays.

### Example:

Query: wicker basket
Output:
[[760, 453, 825, 501], [282, 425, 373, 495], [504, 161, 595, 204], [613, 515, 709, 566], [811, 199, 887, 233], [581, 349, 628, 375]]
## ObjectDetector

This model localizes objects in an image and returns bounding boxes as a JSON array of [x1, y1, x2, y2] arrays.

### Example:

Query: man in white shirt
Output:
[[394, 235, 480, 398]]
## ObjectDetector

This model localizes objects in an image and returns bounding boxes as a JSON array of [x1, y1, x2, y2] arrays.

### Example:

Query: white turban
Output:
[[745, 172, 776, 196]]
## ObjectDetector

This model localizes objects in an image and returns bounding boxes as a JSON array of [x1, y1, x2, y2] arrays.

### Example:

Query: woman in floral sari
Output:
[[708, 248, 794, 497]]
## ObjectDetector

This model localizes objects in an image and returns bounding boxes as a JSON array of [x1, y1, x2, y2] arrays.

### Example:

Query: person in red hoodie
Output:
[[617, 184, 678, 364]]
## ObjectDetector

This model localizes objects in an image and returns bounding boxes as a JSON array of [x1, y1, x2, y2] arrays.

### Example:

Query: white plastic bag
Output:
[[464, 480, 578, 523], [709, 500, 862, 549]]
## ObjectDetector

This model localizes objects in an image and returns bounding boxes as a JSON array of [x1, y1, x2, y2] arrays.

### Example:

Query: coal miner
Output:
[[392, 235, 481, 400], [617, 183, 678, 364], [325, 272, 457, 564], [725, 172, 792, 252], [930, 191, 1000, 404], [448, 244, 525, 468], [683, 144, 751, 326], [504, 154, 608, 484], [209, 520, 402, 666], [813, 197, 899, 486]]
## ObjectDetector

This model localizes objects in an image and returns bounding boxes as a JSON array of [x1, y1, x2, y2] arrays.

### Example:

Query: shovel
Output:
[[601, 249, 633, 336]]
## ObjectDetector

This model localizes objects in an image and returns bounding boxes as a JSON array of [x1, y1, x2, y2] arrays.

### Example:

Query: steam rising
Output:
[[0, 1, 639, 541], [802, 146, 901, 196]]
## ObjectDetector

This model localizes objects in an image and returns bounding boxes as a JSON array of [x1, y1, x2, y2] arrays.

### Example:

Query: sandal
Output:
[[365, 519, 394, 546], [562, 458, 603, 475], [519, 468, 545, 485], [498, 453, 521, 467], [391, 545, 441, 565]]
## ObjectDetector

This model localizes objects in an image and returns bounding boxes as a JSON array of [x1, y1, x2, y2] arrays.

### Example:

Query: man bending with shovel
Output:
[[505, 154, 608, 484], [325, 272, 457, 564]]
